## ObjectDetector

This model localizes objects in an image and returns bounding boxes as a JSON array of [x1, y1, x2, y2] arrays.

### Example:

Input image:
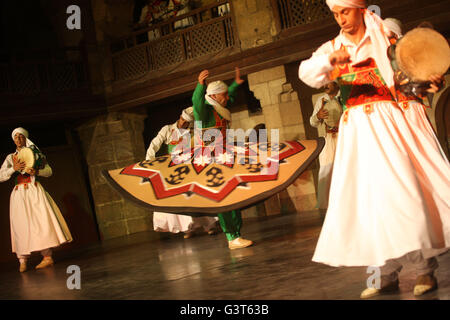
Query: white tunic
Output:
[[299, 30, 450, 267], [146, 123, 180, 161], [146, 123, 218, 234], [310, 93, 342, 209], [0, 153, 73, 256]]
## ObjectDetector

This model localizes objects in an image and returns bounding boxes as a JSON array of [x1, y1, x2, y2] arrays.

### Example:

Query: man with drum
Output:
[[309, 81, 342, 217], [146, 107, 219, 239], [0, 128, 72, 272], [298, 0, 449, 298]]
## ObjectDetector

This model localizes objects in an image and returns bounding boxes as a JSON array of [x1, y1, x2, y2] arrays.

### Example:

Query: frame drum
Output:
[[17, 147, 36, 171], [390, 27, 450, 95]]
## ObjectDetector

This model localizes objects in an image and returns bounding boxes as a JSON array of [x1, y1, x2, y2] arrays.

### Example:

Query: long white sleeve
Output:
[[38, 163, 52, 178], [146, 125, 170, 160], [299, 41, 335, 89], [0, 154, 15, 182]]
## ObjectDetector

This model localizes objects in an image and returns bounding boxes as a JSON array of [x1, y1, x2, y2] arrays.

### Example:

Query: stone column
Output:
[[232, 0, 279, 49], [247, 65, 317, 215], [77, 111, 157, 240]]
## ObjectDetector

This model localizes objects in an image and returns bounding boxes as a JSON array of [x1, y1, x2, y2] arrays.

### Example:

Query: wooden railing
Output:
[[110, 0, 237, 82], [275, 0, 331, 29], [0, 47, 89, 97]]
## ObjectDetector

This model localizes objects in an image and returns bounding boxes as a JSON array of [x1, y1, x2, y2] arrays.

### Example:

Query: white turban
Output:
[[181, 107, 194, 122], [383, 18, 403, 37], [206, 81, 228, 95], [326, 0, 366, 9], [11, 127, 37, 149], [12, 127, 28, 140], [204, 81, 231, 121]]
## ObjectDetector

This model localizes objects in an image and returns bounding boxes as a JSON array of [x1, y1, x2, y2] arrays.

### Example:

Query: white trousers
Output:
[[17, 248, 52, 260]]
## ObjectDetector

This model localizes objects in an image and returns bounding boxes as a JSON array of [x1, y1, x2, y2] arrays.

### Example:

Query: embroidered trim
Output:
[[343, 110, 349, 124], [363, 104, 374, 114]]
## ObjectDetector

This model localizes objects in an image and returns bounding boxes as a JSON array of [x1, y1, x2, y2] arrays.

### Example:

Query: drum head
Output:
[[396, 28, 450, 82], [17, 147, 35, 169]]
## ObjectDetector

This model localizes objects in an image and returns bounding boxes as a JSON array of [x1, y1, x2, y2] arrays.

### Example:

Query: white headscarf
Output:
[[206, 80, 228, 95], [383, 18, 403, 38], [326, 0, 365, 9], [326, 0, 395, 91], [11, 127, 37, 149], [205, 81, 231, 121], [181, 106, 194, 122]]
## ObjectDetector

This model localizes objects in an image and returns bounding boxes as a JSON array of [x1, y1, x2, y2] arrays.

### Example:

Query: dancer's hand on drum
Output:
[[427, 74, 445, 93], [317, 106, 329, 120], [198, 70, 209, 85], [235, 67, 245, 85], [24, 167, 37, 176], [12, 155, 25, 172], [329, 50, 351, 66]]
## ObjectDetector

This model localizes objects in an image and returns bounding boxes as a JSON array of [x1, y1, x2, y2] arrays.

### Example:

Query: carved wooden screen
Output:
[[190, 20, 226, 58], [0, 48, 88, 96], [111, 1, 237, 82], [151, 35, 185, 69], [276, 0, 381, 30], [113, 46, 149, 81], [277, 0, 330, 29], [12, 66, 40, 95], [52, 63, 79, 92]]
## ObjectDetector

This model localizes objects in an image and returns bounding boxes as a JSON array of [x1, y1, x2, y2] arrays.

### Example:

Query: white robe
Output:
[[310, 93, 342, 209], [299, 30, 450, 267], [146, 123, 218, 234], [0, 153, 72, 256]]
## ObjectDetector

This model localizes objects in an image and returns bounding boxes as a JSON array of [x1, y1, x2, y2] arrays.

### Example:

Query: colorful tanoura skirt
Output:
[[103, 139, 324, 215]]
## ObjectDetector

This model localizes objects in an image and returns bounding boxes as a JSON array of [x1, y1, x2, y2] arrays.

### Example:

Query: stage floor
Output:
[[0, 211, 448, 300]]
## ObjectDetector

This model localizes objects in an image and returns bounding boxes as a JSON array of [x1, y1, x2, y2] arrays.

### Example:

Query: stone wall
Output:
[[235, 65, 317, 218], [76, 110, 158, 240], [232, 0, 279, 50]]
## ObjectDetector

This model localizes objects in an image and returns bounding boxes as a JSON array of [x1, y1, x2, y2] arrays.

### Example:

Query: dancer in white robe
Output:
[[146, 107, 219, 239], [298, 0, 449, 298], [0, 128, 72, 272]]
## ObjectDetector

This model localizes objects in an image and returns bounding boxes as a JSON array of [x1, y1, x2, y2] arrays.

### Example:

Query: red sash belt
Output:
[[15, 174, 36, 190], [326, 126, 339, 134]]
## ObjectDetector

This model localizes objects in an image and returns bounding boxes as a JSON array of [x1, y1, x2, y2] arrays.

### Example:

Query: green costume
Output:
[[192, 81, 243, 241]]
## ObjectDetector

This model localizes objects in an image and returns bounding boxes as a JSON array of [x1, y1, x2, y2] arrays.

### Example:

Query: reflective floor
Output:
[[0, 211, 448, 300]]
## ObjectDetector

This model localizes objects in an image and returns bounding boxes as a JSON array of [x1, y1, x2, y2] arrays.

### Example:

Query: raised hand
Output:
[[198, 70, 209, 85], [329, 50, 351, 66], [317, 106, 329, 120], [12, 155, 25, 172], [427, 74, 445, 93], [235, 67, 244, 85]]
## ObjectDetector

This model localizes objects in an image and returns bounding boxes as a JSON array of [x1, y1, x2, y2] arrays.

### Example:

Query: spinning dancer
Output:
[[146, 108, 219, 239], [192, 67, 254, 250], [298, 0, 449, 298]]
